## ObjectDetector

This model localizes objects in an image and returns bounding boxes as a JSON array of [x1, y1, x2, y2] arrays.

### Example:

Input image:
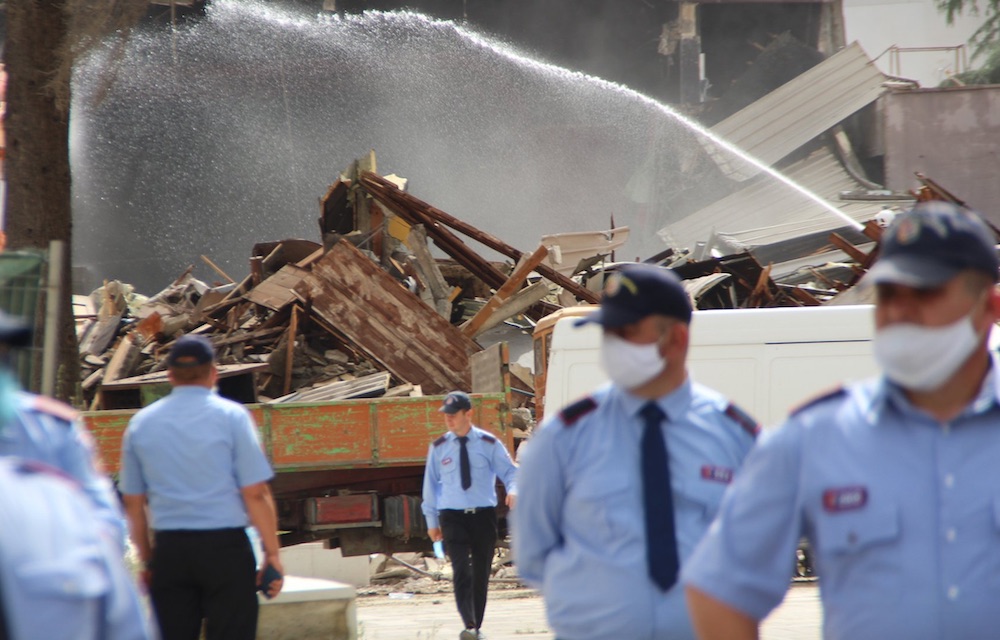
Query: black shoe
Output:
[[459, 630, 477, 640]]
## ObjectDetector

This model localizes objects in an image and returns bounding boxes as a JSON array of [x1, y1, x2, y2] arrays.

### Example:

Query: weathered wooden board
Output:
[[303, 240, 479, 395], [244, 264, 310, 312]]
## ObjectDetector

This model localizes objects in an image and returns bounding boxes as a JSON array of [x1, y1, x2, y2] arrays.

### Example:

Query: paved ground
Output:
[[356, 581, 821, 639]]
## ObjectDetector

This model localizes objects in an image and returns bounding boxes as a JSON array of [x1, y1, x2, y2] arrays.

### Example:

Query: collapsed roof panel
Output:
[[659, 146, 913, 251], [704, 42, 886, 181]]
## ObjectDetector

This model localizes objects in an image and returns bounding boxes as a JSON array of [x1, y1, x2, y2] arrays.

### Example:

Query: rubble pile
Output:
[[76, 151, 901, 412]]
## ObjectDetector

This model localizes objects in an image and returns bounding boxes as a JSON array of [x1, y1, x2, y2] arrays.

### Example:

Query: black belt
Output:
[[154, 527, 246, 539], [441, 506, 495, 515]]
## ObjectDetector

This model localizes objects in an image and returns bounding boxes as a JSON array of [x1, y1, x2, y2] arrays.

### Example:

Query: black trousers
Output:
[[150, 528, 258, 640], [439, 507, 497, 631]]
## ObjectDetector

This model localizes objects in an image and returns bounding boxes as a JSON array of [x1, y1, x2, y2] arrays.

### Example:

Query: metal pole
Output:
[[40, 240, 62, 397]]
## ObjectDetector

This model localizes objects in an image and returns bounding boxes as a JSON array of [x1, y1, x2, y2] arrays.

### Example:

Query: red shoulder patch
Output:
[[724, 403, 760, 439], [560, 397, 598, 427], [31, 395, 78, 423], [790, 386, 847, 417]]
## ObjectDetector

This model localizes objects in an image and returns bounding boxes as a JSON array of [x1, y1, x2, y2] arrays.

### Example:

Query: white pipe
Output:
[[40, 240, 63, 397]]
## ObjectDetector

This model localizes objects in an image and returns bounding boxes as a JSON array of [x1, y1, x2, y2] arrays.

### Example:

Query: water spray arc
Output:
[[72, 1, 863, 293]]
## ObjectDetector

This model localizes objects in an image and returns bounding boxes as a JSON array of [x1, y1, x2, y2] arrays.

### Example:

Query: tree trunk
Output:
[[4, 0, 80, 402]]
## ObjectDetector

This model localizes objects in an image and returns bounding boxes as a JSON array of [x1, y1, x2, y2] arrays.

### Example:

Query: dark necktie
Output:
[[640, 401, 680, 591], [458, 436, 472, 490]]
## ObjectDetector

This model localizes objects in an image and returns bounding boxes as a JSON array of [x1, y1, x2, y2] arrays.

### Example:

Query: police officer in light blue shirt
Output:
[[422, 390, 518, 640], [684, 202, 1000, 640], [513, 264, 758, 640], [120, 334, 283, 640], [0, 457, 155, 640], [0, 310, 126, 545]]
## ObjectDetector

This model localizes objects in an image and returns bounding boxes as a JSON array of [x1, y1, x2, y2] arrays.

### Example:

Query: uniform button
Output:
[[946, 528, 957, 542], [63, 580, 77, 594], [948, 586, 959, 600], [944, 474, 955, 488]]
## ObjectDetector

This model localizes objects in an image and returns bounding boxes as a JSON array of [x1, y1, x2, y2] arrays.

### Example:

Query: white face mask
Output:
[[873, 311, 985, 392], [600, 332, 667, 390]]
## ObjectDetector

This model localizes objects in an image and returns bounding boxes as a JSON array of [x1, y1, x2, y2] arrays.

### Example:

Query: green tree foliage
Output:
[[937, 0, 1000, 58]]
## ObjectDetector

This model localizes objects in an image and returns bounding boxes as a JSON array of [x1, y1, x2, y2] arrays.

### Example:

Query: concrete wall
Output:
[[884, 86, 1000, 223], [843, 0, 984, 87], [281, 543, 371, 588]]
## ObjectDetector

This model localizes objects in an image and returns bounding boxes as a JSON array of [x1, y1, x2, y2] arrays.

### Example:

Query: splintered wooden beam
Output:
[[283, 306, 299, 396], [407, 224, 452, 319], [462, 244, 549, 338], [829, 232, 871, 265], [358, 171, 599, 304]]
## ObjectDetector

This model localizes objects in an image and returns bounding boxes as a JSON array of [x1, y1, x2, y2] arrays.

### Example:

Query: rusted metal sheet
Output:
[[244, 264, 309, 312], [303, 239, 479, 395]]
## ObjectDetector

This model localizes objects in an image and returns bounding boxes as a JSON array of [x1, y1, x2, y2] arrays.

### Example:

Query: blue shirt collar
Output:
[[170, 385, 214, 397], [615, 377, 693, 423]]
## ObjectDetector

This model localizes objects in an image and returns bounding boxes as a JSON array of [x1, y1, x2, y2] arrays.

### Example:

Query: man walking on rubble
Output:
[[120, 334, 284, 640], [684, 202, 1000, 640], [422, 390, 518, 640], [513, 263, 759, 640]]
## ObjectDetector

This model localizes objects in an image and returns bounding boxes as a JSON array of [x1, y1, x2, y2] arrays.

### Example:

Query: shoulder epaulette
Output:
[[433, 434, 448, 447], [724, 402, 761, 439], [790, 386, 847, 417], [15, 459, 77, 485], [560, 396, 598, 427], [30, 395, 78, 423], [480, 433, 497, 444]]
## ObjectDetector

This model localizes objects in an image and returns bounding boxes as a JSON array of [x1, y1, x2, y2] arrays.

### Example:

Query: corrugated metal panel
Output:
[[704, 42, 886, 181], [658, 147, 914, 250]]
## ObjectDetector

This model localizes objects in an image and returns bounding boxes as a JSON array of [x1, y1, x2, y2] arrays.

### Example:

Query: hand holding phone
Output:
[[257, 563, 283, 599]]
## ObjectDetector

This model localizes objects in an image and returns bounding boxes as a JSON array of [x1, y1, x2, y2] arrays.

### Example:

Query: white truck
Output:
[[533, 304, 881, 429]]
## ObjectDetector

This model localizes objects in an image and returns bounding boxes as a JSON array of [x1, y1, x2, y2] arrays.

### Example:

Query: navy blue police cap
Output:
[[575, 263, 692, 329], [166, 334, 215, 368], [439, 390, 472, 414], [0, 310, 32, 348], [866, 201, 1000, 288]]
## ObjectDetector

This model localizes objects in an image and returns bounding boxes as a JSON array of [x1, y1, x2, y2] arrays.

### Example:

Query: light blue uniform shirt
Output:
[[0, 457, 155, 640], [684, 359, 1000, 640], [513, 379, 757, 640], [421, 425, 518, 529], [0, 391, 126, 544], [120, 385, 273, 530]]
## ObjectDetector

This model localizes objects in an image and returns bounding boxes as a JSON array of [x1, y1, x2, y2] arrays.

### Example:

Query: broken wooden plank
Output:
[[829, 232, 870, 265], [79, 312, 122, 357], [359, 171, 599, 304], [470, 343, 510, 395], [406, 224, 452, 319], [469, 281, 551, 338], [283, 306, 299, 396], [201, 254, 236, 284], [300, 240, 479, 395], [244, 264, 310, 312], [462, 244, 548, 338], [103, 333, 142, 385]]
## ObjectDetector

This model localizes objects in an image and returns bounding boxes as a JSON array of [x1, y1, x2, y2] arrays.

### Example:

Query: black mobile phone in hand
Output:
[[258, 563, 282, 599]]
